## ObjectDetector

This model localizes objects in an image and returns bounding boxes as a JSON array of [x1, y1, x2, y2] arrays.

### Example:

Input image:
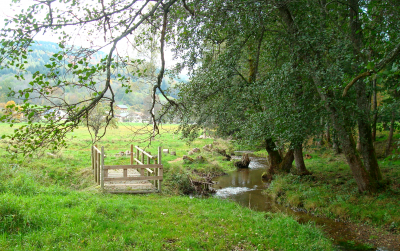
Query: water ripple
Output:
[[215, 187, 254, 198]]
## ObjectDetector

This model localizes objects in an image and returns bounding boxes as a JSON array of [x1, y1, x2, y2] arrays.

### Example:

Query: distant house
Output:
[[114, 111, 145, 123], [115, 112, 129, 122], [42, 108, 68, 121], [115, 105, 128, 111], [130, 111, 144, 123]]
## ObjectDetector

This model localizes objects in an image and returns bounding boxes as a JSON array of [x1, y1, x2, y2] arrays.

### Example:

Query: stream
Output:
[[212, 152, 391, 251]]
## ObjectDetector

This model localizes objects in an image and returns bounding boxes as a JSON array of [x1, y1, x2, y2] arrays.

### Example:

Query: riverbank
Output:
[[265, 148, 400, 249], [0, 124, 334, 250]]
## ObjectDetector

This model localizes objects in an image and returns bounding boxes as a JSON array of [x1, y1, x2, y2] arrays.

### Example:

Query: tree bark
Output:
[[294, 144, 311, 175], [234, 153, 251, 168], [355, 77, 382, 181], [265, 138, 282, 169], [350, 0, 382, 184], [385, 110, 395, 157], [280, 148, 294, 173], [372, 78, 378, 141], [332, 112, 376, 192], [313, 76, 377, 193], [263, 138, 285, 181], [332, 131, 342, 154], [277, 142, 285, 158], [326, 124, 331, 144], [356, 134, 361, 152]]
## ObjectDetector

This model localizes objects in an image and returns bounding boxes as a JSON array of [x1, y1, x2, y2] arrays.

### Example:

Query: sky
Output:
[[0, 0, 183, 72], [1, 0, 78, 43]]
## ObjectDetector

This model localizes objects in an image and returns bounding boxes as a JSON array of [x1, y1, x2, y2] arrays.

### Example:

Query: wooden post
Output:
[[130, 145, 133, 165], [95, 145, 98, 183], [93, 146, 96, 182], [135, 146, 139, 172], [94, 151, 98, 183], [101, 146, 105, 191], [91, 146, 94, 170], [155, 154, 158, 187], [97, 152, 101, 184], [158, 146, 162, 165], [158, 146, 162, 192], [147, 153, 151, 177], [136, 146, 139, 168], [140, 152, 145, 176], [123, 166, 128, 178]]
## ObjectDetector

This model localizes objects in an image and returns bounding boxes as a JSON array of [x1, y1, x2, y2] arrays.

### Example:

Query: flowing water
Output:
[[212, 152, 391, 251]]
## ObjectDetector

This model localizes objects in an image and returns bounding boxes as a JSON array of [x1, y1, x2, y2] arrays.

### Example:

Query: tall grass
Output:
[[0, 123, 334, 250]]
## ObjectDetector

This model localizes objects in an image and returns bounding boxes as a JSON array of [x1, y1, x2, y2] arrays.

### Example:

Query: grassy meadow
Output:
[[0, 123, 334, 250]]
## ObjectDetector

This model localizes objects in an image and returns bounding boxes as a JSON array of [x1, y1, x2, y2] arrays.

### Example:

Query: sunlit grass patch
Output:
[[0, 192, 334, 250]]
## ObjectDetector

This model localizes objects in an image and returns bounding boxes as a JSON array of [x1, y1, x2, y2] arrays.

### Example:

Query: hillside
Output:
[[0, 41, 184, 111]]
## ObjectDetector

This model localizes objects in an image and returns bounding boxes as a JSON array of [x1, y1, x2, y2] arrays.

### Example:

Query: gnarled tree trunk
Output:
[[350, 0, 382, 185], [313, 75, 377, 193], [280, 148, 294, 173], [265, 138, 282, 171], [294, 144, 311, 175], [265, 139, 295, 175]]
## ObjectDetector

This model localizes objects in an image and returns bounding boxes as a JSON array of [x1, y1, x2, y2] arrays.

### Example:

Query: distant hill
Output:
[[0, 40, 106, 75], [0, 41, 186, 112]]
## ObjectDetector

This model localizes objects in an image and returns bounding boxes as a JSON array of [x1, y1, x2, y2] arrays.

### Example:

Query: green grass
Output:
[[1, 123, 235, 194], [0, 123, 334, 250], [266, 144, 400, 234], [0, 191, 333, 250]]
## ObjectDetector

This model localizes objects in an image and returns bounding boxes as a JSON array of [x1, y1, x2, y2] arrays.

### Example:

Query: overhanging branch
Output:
[[342, 42, 400, 97]]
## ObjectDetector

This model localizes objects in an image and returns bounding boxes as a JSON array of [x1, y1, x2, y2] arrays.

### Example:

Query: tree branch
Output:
[[67, 0, 162, 122], [342, 42, 400, 97], [149, 0, 179, 137], [182, 0, 195, 16]]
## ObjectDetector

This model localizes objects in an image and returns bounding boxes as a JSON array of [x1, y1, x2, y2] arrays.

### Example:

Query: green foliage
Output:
[[266, 147, 400, 233], [0, 124, 333, 250], [81, 102, 118, 140]]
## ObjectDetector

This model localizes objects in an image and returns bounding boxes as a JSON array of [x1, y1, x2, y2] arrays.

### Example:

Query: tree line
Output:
[[0, 0, 399, 193]]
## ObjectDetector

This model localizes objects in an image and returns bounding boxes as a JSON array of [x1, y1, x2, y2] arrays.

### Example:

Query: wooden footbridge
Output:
[[91, 145, 163, 194]]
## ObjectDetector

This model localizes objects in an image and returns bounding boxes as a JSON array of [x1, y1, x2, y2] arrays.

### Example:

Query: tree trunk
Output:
[[313, 76, 377, 193], [335, 118, 376, 192], [372, 78, 378, 141], [279, 148, 294, 173], [349, 0, 382, 186], [263, 138, 284, 181], [356, 135, 361, 152], [265, 138, 282, 170], [234, 153, 251, 168], [326, 124, 331, 144], [385, 110, 395, 157], [356, 80, 382, 182], [332, 130, 342, 154], [294, 144, 311, 175]]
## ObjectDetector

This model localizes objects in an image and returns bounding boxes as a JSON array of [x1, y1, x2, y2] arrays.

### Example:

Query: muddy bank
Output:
[[212, 153, 400, 250]]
